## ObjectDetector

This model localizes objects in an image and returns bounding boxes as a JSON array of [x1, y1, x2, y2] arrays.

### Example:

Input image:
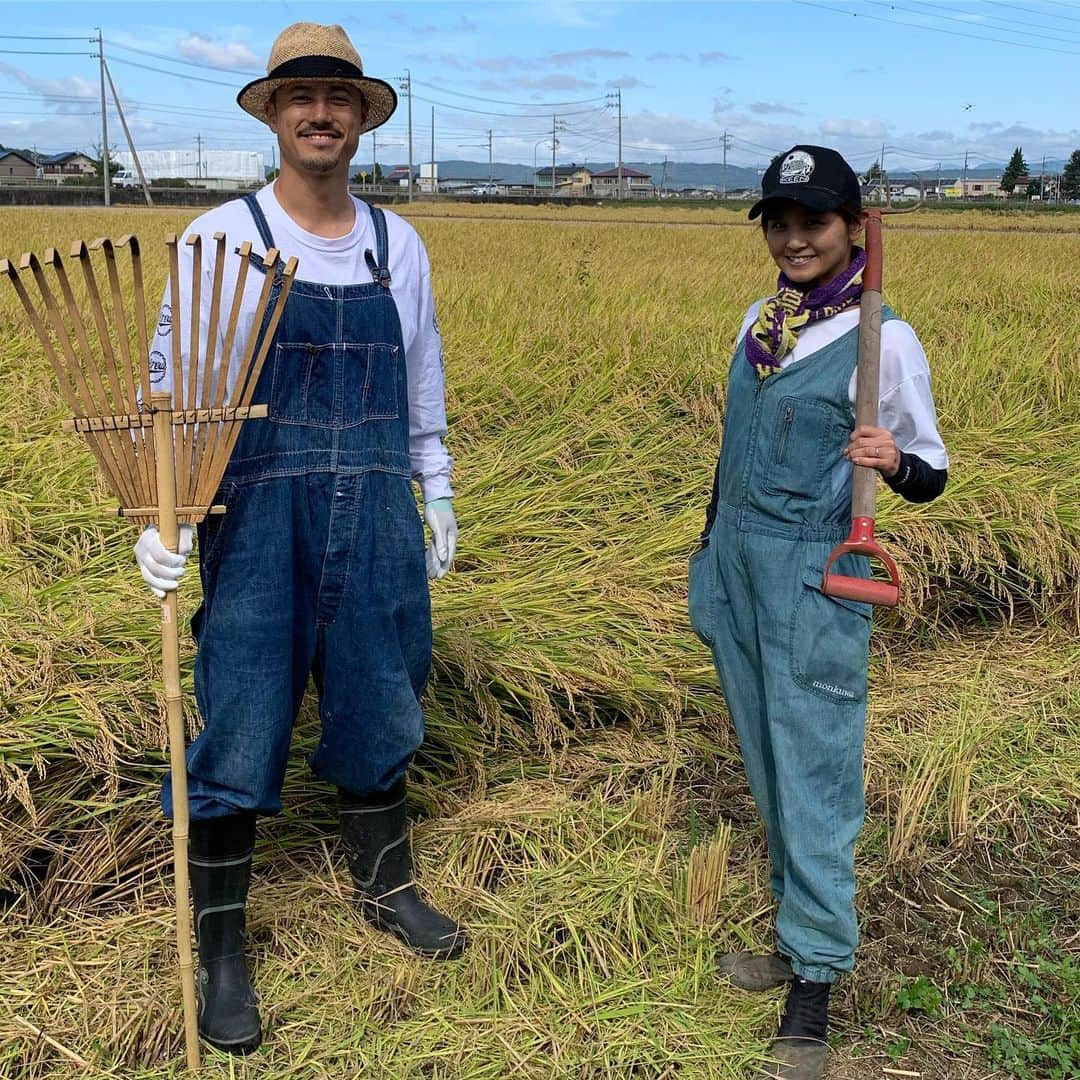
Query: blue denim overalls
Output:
[[163, 196, 431, 821], [689, 311, 895, 983]]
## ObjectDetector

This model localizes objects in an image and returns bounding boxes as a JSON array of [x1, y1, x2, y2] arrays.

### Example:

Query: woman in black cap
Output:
[[688, 146, 948, 1079]]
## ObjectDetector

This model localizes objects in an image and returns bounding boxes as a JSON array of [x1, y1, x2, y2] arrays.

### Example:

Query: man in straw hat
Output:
[[134, 22, 464, 1053]]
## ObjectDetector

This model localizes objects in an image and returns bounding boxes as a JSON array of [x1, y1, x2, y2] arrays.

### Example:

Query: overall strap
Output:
[[242, 191, 276, 252], [363, 202, 392, 289]]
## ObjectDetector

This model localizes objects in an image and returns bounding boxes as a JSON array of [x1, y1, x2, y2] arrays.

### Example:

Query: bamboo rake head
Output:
[[2, 235, 297, 527]]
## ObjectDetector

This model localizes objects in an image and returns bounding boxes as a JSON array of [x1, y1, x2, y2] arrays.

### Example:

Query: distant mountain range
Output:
[[402, 158, 1069, 191]]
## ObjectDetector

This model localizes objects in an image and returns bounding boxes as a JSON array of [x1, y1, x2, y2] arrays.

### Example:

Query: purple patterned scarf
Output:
[[745, 246, 866, 379]]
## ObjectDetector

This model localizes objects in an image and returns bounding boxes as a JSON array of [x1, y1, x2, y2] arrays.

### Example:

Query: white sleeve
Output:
[[407, 239, 454, 502], [877, 321, 949, 470]]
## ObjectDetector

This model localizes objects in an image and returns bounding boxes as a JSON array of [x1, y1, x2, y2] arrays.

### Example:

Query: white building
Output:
[[114, 149, 265, 185]]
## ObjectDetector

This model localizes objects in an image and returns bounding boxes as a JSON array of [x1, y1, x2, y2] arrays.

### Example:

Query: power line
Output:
[[0, 48, 92, 56], [105, 55, 245, 88], [799, 0, 1080, 56], [410, 92, 608, 120], [106, 38, 262, 77], [411, 78, 605, 109], [990, 0, 1080, 24], [0, 34, 94, 41], [894, 0, 1080, 46]]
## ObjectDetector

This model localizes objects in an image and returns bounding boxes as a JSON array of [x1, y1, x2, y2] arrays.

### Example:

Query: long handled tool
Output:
[[821, 209, 901, 607], [3, 236, 296, 1071]]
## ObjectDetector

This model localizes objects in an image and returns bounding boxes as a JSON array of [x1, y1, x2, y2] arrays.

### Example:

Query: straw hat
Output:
[[237, 22, 397, 132]]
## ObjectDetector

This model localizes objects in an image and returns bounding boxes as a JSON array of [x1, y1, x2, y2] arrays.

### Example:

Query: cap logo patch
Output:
[[779, 150, 814, 184]]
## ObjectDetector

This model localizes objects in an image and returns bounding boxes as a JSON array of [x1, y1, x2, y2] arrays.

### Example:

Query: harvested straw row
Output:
[[1, 208, 1077, 842], [0, 622, 1074, 1076]]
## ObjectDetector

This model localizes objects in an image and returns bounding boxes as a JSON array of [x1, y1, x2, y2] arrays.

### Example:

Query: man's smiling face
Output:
[[267, 81, 367, 176]]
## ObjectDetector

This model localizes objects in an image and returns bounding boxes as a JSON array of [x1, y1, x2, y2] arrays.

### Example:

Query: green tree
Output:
[[1061, 149, 1080, 200], [1000, 146, 1028, 195], [1026, 178, 1040, 198]]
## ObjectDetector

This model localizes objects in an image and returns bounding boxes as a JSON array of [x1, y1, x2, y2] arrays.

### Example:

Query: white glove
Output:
[[423, 498, 457, 580], [134, 525, 193, 599]]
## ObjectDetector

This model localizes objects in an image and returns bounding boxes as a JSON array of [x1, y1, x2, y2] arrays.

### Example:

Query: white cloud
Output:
[[820, 116, 888, 139], [544, 48, 630, 67], [699, 51, 736, 64], [606, 76, 654, 90], [178, 33, 260, 71], [748, 102, 802, 116]]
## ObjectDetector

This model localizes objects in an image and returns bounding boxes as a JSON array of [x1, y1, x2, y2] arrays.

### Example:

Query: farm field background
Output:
[[0, 203, 1076, 1078]]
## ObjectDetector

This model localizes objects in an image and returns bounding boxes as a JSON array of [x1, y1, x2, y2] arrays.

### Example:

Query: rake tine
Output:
[[2, 257, 120, 496], [193, 241, 251, 511], [183, 235, 203, 506], [118, 235, 158, 508], [191, 233, 227, 507], [94, 237, 154, 508], [201, 246, 281, 498], [30, 249, 141, 508], [73, 240, 126, 418], [165, 236, 183, 501], [239, 254, 297, 409], [44, 247, 140, 510], [205, 254, 297, 497], [232, 247, 280, 407]]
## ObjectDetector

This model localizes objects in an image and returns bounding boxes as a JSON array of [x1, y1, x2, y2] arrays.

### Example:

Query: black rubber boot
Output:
[[188, 813, 261, 1054], [760, 976, 830, 1079], [338, 780, 465, 960]]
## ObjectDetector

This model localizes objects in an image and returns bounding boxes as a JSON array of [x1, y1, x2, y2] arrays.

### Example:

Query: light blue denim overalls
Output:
[[689, 311, 895, 982], [163, 196, 431, 821]]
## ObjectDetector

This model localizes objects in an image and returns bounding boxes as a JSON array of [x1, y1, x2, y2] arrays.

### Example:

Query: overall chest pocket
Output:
[[763, 395, 836, 502], [269, 342, 400, 428]]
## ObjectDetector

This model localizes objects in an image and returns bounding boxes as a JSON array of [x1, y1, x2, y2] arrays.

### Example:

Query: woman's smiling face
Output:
[[763, 201, 863, 289]]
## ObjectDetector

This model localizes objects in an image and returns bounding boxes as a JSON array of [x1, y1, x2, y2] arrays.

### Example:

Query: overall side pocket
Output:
[[790, 560, 872, 704], [688, 541, 719, 648]]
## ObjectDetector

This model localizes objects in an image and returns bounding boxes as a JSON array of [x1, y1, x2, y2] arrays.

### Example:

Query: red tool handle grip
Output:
[[821, 517, 901, 608]]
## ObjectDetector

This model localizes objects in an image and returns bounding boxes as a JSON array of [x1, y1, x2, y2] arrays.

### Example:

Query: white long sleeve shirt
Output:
[[738, 302, 949, 470], [149, 184, 453, 501]]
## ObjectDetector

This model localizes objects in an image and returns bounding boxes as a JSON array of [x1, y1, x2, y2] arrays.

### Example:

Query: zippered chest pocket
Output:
[[269, 341, 400, 429], [762, 395, 835, 501]]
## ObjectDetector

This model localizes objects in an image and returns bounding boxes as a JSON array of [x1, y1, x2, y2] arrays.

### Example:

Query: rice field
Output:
[[0, 203, 1077, 1079]]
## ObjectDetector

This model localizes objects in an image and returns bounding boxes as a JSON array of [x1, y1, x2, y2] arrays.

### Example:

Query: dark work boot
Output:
[[188, 813, 261, 1054], [718, 950, 794, 991], [338, 780, 465, 960], [760, 976, 830, 1079]]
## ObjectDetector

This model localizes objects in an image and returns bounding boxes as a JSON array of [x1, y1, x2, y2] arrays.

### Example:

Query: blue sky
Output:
[[3, 0, 1079, 175]]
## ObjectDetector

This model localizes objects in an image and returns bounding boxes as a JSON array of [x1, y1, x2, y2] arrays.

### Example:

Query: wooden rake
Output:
[[2, 234, 297, 1071]]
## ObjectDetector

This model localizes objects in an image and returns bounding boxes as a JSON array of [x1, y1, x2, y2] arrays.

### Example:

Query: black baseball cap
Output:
[[748, 144, 862, 220]]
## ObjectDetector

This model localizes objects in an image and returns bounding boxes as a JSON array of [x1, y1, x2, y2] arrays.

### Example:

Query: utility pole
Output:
[[96, 28, 110, 207], [616, 88, 623, 200], [880, 141, 889, 206], [195, 133, 202, 180], [721, 130, 731, 200], [552, 114, 558, 200], [429, 106, 435, 194], [962, 150, 969, 200], [1040, 154, 1046, 201], [372, 127, 377, 189], [660, 156, 668, 196], [104, 58, 152, 206], [487, 129, 493, 190], [400, 70, 413, 202]]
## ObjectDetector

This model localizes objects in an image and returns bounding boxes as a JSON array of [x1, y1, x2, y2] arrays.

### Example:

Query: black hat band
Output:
[[264, 55, 366, 82]]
